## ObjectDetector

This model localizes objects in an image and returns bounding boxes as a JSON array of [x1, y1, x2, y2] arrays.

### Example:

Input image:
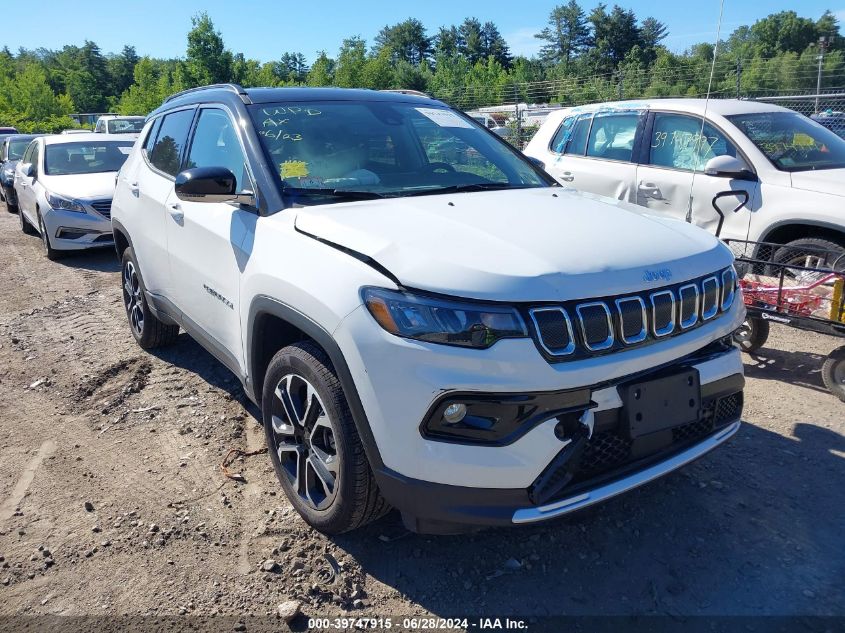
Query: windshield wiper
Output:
[[281, 187, 385, 200], [400, 183, 532, 198]]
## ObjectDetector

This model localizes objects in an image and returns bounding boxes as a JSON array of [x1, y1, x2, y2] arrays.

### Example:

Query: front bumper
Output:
[[42, 206, 113, 250], [334, 299, 745, 533], [374, 369, 743, 533]]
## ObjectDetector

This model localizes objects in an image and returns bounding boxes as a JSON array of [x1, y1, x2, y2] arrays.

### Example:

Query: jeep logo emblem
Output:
[[643, 268, 672, 282]]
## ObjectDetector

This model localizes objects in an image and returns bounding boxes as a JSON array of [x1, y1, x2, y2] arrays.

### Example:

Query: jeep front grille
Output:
[[528, 268, 736, 362]]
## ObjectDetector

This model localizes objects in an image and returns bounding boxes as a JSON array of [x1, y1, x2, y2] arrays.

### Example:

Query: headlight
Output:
[[46, 192, 86, 213], [362, 287, 528, 349]]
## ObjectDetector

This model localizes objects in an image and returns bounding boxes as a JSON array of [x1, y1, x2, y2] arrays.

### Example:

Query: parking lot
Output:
[[0, 203, 842, 625]]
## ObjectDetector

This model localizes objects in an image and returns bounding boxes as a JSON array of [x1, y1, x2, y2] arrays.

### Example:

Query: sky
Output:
[[3, 1, 842, 63]]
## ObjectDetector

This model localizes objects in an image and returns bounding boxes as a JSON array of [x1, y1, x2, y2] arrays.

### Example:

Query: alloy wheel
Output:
[[269, 373, 339, 511], [122, 260, 144, 337]]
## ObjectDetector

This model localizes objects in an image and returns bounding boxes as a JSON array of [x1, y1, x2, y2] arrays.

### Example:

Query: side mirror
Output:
[[704, 155, 756, 181], [526, 156, 546, 171], [21, 162, 34, 178], [174, 166, 254, 205]]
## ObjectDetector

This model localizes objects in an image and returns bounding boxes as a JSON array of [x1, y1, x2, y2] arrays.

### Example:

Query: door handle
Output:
[[560, 171, 574, 182], [638, 182, 658, 190], [167, 203, 184, 223]]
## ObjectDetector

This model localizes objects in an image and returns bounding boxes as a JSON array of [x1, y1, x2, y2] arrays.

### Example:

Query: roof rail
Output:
[[164, 83, 251, 104]]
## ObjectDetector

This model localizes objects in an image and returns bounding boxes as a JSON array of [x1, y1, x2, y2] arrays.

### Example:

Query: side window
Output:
[[22, 141, 35, 164], [95, 120, 103, 133], [564, 116, 591, 156], [586, 112, 640, 162], [185, 109, 249, 192], [549, 116, 576, 154], [143, 118, 162, 156], [30, 144, 40, 174], [649, 113, 739, 171], [149, 109, 194, 177]]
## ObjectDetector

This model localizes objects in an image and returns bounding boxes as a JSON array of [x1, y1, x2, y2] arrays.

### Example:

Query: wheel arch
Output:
[[246, 295, 386, 471], [759, 221, 845, 249], [111, 218, 131, 259]]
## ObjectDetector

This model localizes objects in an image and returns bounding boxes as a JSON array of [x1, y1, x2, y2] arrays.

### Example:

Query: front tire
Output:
[[821, 346, 845, 403], [262, 341, 389, 534], [19, 206, 36, 235], [733, 317, 769, 353], [772, 237, 845, 273], [37, 211, 63, 261], [121, 247, 179, 349]]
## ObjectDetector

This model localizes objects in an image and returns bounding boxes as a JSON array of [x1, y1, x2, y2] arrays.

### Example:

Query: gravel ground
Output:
[[0, 204, 843, 630]]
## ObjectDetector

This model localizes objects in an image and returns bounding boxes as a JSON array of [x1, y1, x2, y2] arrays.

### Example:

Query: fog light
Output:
[[442, 403, 467, 425]]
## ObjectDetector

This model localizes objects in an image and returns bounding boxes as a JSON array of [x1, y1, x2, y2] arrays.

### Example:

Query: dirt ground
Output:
[[0, 203, 843, 630]]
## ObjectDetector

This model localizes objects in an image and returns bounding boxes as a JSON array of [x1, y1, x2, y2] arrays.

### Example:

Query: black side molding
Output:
[[246, 296, 388, 473]]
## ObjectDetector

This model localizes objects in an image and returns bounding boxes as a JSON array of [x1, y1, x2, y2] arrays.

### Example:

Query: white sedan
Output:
[[14, 133, 134, 259], [524, 98, 845, 263]]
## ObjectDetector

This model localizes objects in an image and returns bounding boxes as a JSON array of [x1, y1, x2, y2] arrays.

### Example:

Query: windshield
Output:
[[8, 138, 33, 160], [44, 141, 133, 175], [107, 118, 145, 134], [248, 101, 548, 203], [727, 111, 845, 172]]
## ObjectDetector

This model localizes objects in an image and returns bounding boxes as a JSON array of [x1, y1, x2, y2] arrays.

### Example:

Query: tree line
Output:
[[0, 6, 842, 132]]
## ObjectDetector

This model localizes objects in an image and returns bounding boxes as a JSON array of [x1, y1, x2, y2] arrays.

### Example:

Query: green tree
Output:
[[334, 37, 367, 88], [185, 12, 232, 86], [306, 51, 334, 86], [374, 19, 432, 65], [535, 1, 590, 68]]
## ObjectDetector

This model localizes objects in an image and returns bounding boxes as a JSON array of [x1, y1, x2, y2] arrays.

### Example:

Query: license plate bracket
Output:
[[620, 368, 701, 439]]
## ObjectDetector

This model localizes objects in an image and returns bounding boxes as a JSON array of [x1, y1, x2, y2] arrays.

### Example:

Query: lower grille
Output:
[[578, 431, 632, 476], [714, 392, 743, 425], [90, 199, 112, 219], [554, 389, 742, 491]]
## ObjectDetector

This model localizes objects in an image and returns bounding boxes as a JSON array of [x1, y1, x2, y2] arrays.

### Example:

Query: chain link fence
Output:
[[461, 89, 845, 150], [750, 91, 845, 138]]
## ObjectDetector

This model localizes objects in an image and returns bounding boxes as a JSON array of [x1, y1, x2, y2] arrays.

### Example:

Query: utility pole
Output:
[[816, 35, 832, 114], [617, 71, 624, 101], [735, 59, 742, 99]]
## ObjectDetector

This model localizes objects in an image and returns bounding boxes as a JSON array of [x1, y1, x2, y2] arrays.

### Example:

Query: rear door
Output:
[[635, 112, 758, 240], [165, 106, 255, 373], [545, 111, 642, 202]]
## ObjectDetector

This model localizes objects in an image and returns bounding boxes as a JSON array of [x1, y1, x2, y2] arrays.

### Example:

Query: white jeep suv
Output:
[[111, 85, 746, 534]]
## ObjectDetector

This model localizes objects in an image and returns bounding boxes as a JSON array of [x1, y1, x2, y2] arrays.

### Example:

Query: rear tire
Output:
[[821, 346, 845, 403], [121, 247, 179, 349], [3, 186, 17, 213], [262, 341, 389, 534], [733, 317, 769, 353]]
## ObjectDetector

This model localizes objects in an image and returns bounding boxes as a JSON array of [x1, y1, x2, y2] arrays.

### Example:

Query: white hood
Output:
[[790, 169, 845, 197], [40, 171, 118, 200], [292, 188, 733, 302]]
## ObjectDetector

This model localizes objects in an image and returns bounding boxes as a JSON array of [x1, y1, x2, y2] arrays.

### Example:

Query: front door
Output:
[[165, 107, 255, 374], [635, 112, 758, 241]]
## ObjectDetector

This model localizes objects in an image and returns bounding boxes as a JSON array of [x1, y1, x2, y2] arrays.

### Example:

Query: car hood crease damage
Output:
[[292, 187, 733, 302]]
